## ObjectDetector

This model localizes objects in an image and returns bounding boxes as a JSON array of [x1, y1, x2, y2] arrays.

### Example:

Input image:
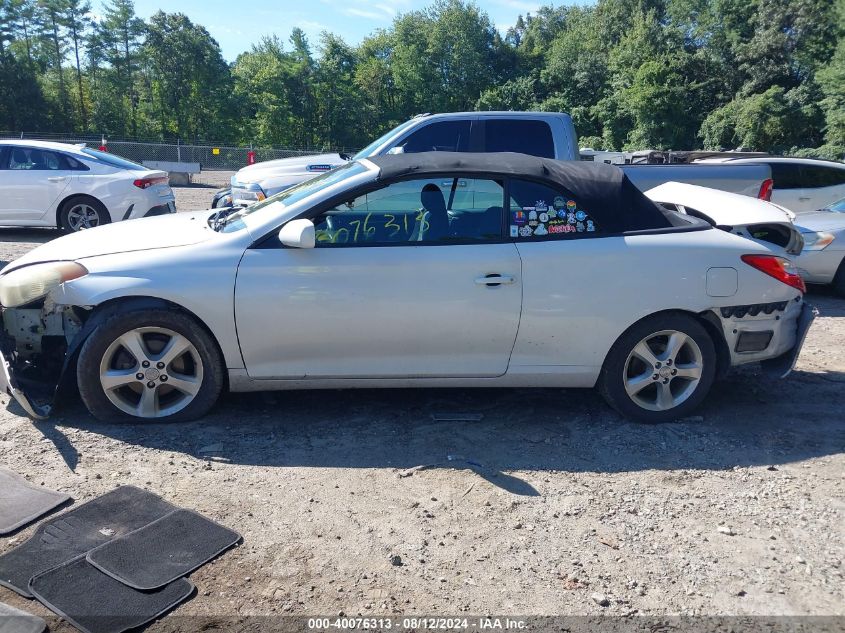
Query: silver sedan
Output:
[[0, 153, 815, 424], [795, 198, 845, 296]]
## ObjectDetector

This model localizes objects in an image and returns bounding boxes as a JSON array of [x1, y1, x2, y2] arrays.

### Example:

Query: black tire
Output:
[[77, 309, 225, 423], [832, 259, 845, 298], [598, 312, 717, 423], [59, 196, 111, 232]]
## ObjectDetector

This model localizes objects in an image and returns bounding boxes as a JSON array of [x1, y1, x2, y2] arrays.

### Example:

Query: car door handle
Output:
[[798, 196, 811, 201], [47, 176, 66, 182], [475, 274, 515, 286]]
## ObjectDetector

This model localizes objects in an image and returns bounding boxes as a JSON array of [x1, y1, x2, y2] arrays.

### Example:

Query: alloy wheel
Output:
[[623, 329, 704, 412], [98, 327, 204, 418], [66, 204, 101, 231]]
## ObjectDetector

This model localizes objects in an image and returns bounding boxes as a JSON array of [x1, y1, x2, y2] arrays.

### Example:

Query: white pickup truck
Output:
[[229, 111, 774, 207]]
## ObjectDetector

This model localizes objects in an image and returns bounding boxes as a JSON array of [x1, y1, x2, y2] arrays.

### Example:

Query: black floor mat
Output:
[[0, 467, 71, 536], [0, 602, 46, 633], [29, 556, 193, 633], [87, 508, 241, 590], [0, 486, 174, 597]]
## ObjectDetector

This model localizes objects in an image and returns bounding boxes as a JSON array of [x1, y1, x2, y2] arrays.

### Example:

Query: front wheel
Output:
[[598, 313, 717, 423], [77, 309, 225, 422]]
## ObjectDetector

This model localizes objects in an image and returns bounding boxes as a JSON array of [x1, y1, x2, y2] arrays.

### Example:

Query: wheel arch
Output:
[[57, 295, 229, 399], [600, 308, 729, 379], [55, 193, 112, 228]]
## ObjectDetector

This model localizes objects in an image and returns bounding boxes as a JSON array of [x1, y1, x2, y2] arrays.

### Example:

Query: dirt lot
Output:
[[0, 173, 842, 627]]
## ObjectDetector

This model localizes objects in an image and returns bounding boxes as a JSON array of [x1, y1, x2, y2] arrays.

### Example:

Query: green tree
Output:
[[144, 10, 233, 140]]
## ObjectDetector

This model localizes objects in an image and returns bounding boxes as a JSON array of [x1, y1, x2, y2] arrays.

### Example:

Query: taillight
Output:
[[741, 254, 805, 293], [758, 178, 773, 201], [133, 176, 169, 189]]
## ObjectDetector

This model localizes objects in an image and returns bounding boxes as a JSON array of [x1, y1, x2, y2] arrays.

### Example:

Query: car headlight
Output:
[[0, 262, 88, 307], [801, 231, 835, 251], [232, 182, 266, 204]]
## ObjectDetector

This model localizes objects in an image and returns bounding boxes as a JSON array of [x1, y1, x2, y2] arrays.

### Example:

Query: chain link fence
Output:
[[0, 131, 353, 171]]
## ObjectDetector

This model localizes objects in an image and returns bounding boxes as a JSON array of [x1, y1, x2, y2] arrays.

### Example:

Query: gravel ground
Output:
[[0, 173, 842, 627]]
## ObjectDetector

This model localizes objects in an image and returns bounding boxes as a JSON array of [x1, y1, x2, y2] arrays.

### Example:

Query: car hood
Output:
[[233, 153, 347, 185], [645, 182, 793, 226], [794, 211, 845, 233], [1, 212, 213, 274]]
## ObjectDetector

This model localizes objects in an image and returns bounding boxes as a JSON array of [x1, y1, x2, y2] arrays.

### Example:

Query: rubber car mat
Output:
[[0, 467, 71, 536], [0, 486, 174, 597], [28, 556, 193, 633], [0, 602, 46, 633], [86, 508, 241, 590]]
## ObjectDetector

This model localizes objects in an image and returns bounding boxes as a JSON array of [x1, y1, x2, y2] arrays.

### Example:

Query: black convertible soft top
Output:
[[366, 152, 687, 233]]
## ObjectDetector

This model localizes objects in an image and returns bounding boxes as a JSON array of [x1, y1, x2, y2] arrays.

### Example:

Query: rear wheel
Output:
[[598, 313, 717, 423], [77, 309, 224, 422], [59, 197, 110, 232]]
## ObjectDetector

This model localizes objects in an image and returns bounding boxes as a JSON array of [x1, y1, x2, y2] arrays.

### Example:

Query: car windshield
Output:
[[824, 198, 845, 213], [80, 148, 146, 170], [352, 119, 418, 160], [218, 161, 369, 232]]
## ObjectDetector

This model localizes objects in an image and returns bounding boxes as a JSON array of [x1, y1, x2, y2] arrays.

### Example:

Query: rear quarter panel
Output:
[[510, 227, 797, 384]]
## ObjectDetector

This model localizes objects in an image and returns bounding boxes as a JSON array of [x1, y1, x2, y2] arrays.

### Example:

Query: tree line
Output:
[[0, 0, 842, 157]]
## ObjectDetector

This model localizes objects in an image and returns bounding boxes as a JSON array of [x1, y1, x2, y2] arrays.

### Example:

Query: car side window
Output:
[[6, 147, 63, 171], [59, 153, 89, 171], [508, 179, 599, 239], [769, 163, 803, 190], [800, 165, 845, 188], [396, 121, 471, 153], [312, 177, 504, 246], [483, 120, 555, 158]]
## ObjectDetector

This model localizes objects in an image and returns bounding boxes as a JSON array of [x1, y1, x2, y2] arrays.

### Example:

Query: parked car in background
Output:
[[0, 153, 814, 424], [211, 187, 231, 208], [230, 111, 580, 206], [793, 197, 845, 295], [644, 182, 803, 255], [0, 140, 175, 232], [230, 112, 773, 208], [695, 156, 845, 214]]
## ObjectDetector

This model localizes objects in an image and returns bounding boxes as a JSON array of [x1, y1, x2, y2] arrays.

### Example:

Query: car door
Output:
[[798, 165, 845, 212], [0, 146, 73, 222], [234, 175, 522, 379], [388, 119, 475, 154], [478, 118, 557, 158], [768, 162, 807, 213]]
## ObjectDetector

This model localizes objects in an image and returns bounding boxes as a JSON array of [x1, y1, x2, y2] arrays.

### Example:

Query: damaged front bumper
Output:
[[0, 302, 88, 420], [0, 345, 50, 418]]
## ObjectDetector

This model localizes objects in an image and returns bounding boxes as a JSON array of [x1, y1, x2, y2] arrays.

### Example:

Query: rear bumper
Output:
[[760, 302, 817, 378], [144, 201, 177, 217], [718, 297, 816, 377]]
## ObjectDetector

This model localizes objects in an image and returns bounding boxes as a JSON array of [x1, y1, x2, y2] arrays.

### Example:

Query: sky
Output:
[[129, 0, 593, 61]]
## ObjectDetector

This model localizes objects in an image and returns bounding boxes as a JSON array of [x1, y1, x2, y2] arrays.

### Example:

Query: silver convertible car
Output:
[[0, 153, 815, 424]]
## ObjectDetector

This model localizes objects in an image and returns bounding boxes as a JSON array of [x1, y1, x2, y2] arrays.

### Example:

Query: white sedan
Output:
[[0, 140, 175, 232], [0, 153, 815, 424]]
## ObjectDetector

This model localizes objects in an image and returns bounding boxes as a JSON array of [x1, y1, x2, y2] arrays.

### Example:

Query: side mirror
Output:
[[278, 218, 315, 249], [386, 146, 405, 155]]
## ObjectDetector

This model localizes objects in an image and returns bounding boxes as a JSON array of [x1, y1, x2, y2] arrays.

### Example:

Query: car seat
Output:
[[415, 184, 450, 241], [10, 148, 29, 169]]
